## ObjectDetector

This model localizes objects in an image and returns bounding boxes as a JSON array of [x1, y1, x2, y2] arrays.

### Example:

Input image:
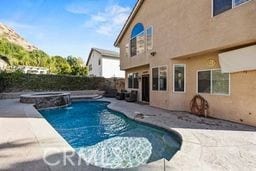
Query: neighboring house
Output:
[[86, 48, 125, 78], [114, 0, 256, 126], [17, 66, 49, 74], [0, 55, 9, 71]]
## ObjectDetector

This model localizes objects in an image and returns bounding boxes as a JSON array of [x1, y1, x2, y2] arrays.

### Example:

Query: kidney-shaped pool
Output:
[[39, 101, 181, 169]]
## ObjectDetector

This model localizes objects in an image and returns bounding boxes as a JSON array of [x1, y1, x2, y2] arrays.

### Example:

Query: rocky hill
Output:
[[0, 23, 38, 51]]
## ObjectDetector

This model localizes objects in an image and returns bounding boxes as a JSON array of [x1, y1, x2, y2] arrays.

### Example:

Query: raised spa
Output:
[[39, 101, 181, 169], [20, 92, 71, 109]]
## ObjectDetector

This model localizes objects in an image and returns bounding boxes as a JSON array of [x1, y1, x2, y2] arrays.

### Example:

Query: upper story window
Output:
[[98, 59, 101, 65], [129, 23, 153, 57], [213, 0, 250, 16], [146, 27, 153, 51], [89, 64, 92, 71], [130, 23, 145, 57]]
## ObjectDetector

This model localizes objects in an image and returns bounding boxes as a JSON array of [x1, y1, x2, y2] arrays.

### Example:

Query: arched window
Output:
[[130, 23, 145, 57], [131, 23, 144, 38]]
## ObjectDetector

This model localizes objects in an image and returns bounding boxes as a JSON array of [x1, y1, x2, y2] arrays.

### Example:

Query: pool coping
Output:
[[22, 100, 101, 171], [23, 99, 172, 170], [1, 98, 256, 170], [100, 98, 256, 170]]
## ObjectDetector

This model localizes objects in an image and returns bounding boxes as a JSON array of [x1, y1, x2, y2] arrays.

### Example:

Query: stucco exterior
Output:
[[86, 48, 125, 78], [102, 57, 125, 78], [87, 50, 102, 77], [115, 0, 256, 126]]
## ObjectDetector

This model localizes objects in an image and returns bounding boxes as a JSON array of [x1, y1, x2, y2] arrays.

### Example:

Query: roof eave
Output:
[[114, 0, 144, 47], [86, 48, 120, 66], [86, 48, 94, 66]]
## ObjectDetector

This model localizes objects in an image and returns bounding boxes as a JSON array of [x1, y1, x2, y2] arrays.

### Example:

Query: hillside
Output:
[[0, 23, 87, 76], [0, 23, 38, 51]]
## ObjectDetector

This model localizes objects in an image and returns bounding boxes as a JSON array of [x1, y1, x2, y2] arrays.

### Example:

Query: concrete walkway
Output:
[[0, 98, 256, 171]]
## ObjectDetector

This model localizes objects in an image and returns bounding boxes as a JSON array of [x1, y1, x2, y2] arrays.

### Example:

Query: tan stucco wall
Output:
[[128, 54, 256, 126], [119, 0, 256, 70], [170, 54, 256, 126], [118, 0, 256, 126]]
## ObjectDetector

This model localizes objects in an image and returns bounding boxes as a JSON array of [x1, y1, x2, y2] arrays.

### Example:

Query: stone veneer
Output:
[[20, 92, 71, 109]]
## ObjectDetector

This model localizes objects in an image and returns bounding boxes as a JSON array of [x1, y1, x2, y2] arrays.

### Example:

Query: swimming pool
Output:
[[40, 101, 181, 169]]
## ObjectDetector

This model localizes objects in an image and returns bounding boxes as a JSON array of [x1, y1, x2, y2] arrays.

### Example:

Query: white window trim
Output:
[[211, 0, 252, 17], [130, 30, 144, 57], [125, 43, 130, 58], [146, 26, 154, 51], [128, 72, 139, 90], [232, 0, 252, 8], [131, 30, 144, 40], [173, 64, 186, 93], [129, 25, 154, 57], [196, 68, 231, 96], [151, 67, 159, 91], [151, 65, 168, 92]]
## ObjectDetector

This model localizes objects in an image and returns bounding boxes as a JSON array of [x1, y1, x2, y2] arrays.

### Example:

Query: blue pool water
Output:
[[40, 101, 181, 169]]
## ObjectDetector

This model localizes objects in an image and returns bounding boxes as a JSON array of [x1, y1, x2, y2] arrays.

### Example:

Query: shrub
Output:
[[0, 72, 106, 92]]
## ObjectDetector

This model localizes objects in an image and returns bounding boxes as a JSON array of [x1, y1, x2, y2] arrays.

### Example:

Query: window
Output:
[[128, 73, 133, 88], [198, 71, 211, 93], [130, 23, 144, 57], [133, 73, 139, 89], [197, 69, 230, 95], [213, 0, 232, 16], [125, 43, 129, 57], [128, 73, 139, 89], [98, 59, 101, 65], [159, 66, 167, 90], [89, 64, 92, 71], [129, 23, 153, 57], [146, 27, 153, 50], [136, 32, 145, 55], [131, 23, 144, 38], [213, 0, 250, 16], [173, 64, 186, 93], [130, 37, 137, 57], [152, 66, 167, 91], [234, 0, 249, 6], [212, 70, 229, 94], [152, 68, 159, 90]]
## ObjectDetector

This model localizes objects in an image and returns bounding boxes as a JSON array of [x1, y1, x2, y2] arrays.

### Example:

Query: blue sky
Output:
[[0, 0, 136, 61]]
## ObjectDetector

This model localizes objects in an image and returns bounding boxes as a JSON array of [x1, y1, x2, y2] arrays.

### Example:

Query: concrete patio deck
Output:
[[0, 98, 256, 171]]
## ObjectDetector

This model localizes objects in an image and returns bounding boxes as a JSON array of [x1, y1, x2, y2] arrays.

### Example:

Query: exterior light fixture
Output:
[[150, 51, 157, 56]]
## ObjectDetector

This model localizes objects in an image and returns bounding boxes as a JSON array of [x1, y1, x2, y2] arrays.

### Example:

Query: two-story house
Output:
[[86, 48, 125, 78], [114, 0, 256, 126]]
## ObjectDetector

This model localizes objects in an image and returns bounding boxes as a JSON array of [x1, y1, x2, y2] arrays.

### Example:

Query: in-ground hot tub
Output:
[[20, 92, 71, 109]]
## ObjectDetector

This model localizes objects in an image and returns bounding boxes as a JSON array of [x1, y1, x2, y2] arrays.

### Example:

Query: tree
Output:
[[67, 56, 88, 76], [51, 56, 71, 74], [0, 37, 88, 76], [29, 50, 49, 67]]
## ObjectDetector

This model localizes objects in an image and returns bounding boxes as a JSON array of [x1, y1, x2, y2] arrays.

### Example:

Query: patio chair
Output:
[[125, 90, 138, 102], [103, 89, 117, 98], [116, 90, 127, 100]]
